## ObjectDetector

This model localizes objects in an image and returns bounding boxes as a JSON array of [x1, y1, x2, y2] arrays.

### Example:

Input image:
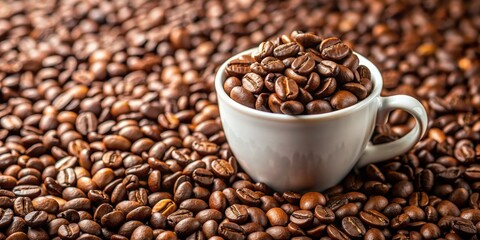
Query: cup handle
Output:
[[355, 95, 428, 168]]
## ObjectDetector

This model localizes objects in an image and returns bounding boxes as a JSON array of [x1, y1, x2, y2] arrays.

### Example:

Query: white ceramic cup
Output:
[[215, 48, 428, 192]]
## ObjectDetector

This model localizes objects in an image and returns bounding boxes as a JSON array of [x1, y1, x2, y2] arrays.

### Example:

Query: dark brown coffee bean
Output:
[[342, 83, 368, 100], [230, 86, 256, 108], [314, 205, 335, 224], [218, 222, 246, 240], [331, 90, 358, 110], [292, 54, 315, 75], [174, 217, 201, 238], [326, 224, 350, 240], [58, 223, 81, 240], [316, 60, 339, 77], [131, 225, 154, 240], [261, 57, 286, 73], [359, 210, 390, 227], [274, 42, 300, 59], [290, 210, 313, 228], [101, 210, 124, 229], [306, 100, 332, 114], [342, 216, 366, 238], [253, 41, 275, 62], [268, 93, 283, 113], [24, 210, 48, 228], [236, 188, 261, 206], [76, 112, 98, 135], [226, 204, 249, 224], [320, 37, 351, 61], [79, 219, 102, 236], [364, 228, 385, 240], [280, 101, 304, 115], [14, 197, 33, 217], [13, 185, 41, 198], [226, 58, 253, 77], [0, 208, 14, 228], [242, 73, 264, 94], [314, 77, 337, 98], [275, 76, 299, 101]]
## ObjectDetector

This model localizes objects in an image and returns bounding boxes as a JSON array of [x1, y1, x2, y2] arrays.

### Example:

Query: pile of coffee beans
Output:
[[0, 0, 479, 239], [224, 33, 374, 115]]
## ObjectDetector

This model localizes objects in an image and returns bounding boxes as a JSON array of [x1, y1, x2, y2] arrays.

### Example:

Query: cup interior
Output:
[[215, 48, 383, 121]]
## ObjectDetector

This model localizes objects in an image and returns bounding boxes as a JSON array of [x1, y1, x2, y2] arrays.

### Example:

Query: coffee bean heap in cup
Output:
[[224, 32, 374, 115]]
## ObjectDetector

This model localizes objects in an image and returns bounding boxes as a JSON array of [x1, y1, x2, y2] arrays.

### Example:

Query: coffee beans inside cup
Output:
[[224, 32, 374, 115]]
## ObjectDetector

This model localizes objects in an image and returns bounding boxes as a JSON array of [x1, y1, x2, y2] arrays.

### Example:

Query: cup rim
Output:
[[215, 48, 383, 122]]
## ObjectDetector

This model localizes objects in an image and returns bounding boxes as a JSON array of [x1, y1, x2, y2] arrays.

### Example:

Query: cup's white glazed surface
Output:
[[215, 49, 428, 192]]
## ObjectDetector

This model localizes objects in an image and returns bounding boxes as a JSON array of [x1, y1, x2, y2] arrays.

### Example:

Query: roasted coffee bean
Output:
[[261, 57, 286, 73], [306, 100, 332, 114], [58, 223, 81, 240], [253, 41, 275, 62], [314, 77, 337, 98], [242, 73, 264, 94], [274, 76, 299, 101], [342, 216, 366, 238], [226, 204, 249, 224], [24, 210, 48, 227], [326, 224, 350, 240], [292, 54, 315, 75], [218, 222, 246, 240], [280, 101, 304, 115], [290, 210, 313, 228], [227, 59, 253, 77], [230, 86, 256, 108], [314, 205, 335, 223], [175, 217, 201, 238], [320, 37, 351, 61], [131, 225, 154, 240], [274, 42, 300, 59], [331, 90, 358, 110], [266, 207, 288, 226], [359, 210, 390, 227]]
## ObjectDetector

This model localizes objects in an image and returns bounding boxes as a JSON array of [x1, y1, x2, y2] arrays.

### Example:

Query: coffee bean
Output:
[[14, 197, 34, 217], [341, 216, 366, 238], [253, 41, 275, 62], [131, 225, 154, 240], [226, 58, 253, 77], [224, 77, 242, 95], [13, 185, 41, 198], [293, 33, 322, 47], [306, 100, 332, 114], [274, 42, 300, 59], [261, 57, 286, 73], [326, 224, 350, 240], [274, 76, 299, 101], [153, 199, 177, 217], [314, 205, 335, 224], [292, 54, 315, 75], [320, 37, 351, 61], [280, 100, 304, 115], [267, 93, 283, 113], [236, 188, 262, 206], [242, 73, 264, 94], [331, 90, 358, 110], [24, 210, 48, 228], [359, 210, 390, 227], [175, 217, 201, 238], [218, 222, 246, 240], [58, 223, 81, 240], [314, 77, 337, 98], [230, 86, 256, 108], [0, 208, 14, 228], [226, 204, 249, 224], [290, 210, 313, 228], [266, 207, 288, 226]]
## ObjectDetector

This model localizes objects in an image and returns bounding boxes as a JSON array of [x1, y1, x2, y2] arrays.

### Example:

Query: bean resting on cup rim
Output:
[[223, 32, 373, 115]]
